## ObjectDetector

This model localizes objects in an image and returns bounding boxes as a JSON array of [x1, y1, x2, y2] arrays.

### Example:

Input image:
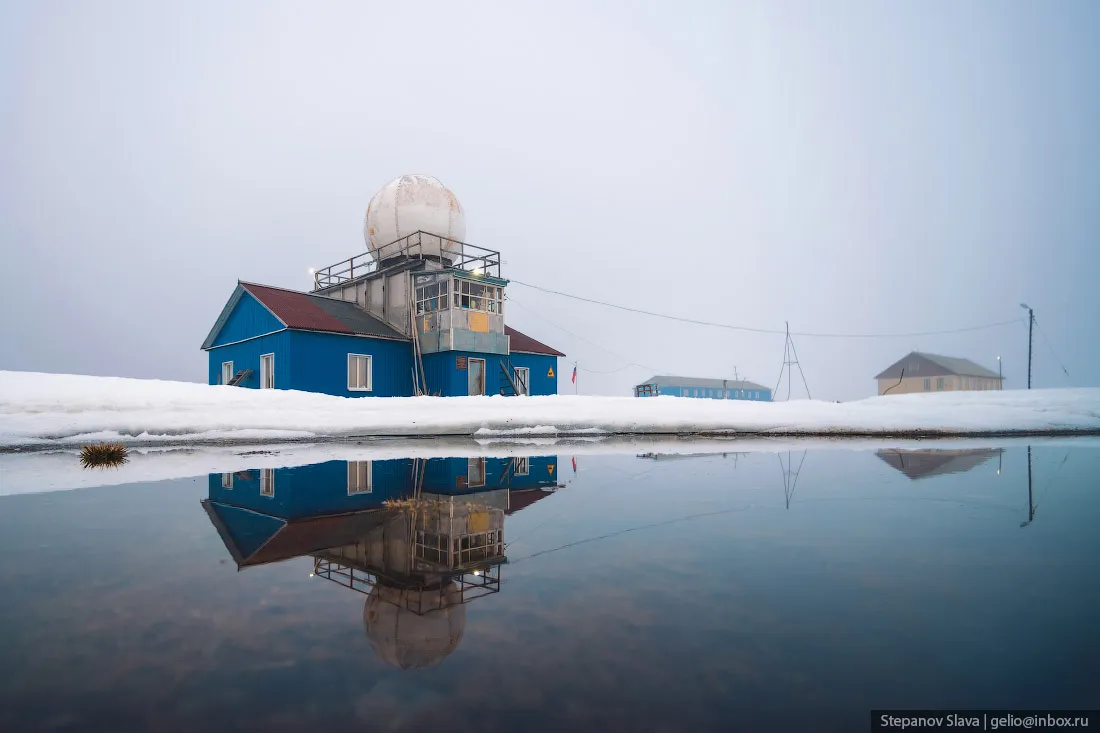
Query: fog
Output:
[[2, 1, 1096, 400]]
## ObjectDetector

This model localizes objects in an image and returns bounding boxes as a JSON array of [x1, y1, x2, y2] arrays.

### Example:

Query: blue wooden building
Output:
[[632, 375, 772, 401], [201, 268, 564, 398], [203, 454, 561, 568]]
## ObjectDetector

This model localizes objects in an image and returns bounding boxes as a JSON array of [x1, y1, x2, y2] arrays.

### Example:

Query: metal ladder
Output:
[[227, 369, 252, 386], [498, 356, 521, 396]]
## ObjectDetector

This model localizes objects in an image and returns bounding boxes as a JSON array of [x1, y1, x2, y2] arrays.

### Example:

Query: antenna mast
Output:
[[773, 321, 811, 400]]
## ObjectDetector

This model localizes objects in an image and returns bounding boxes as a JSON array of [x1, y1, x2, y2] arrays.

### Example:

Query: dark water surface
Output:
[[0, 442, 1096, 732]]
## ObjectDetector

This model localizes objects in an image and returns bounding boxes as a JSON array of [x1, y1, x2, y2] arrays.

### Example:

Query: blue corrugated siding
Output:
[[421, 351, 559, 396], [508, 353, 558, 396], [210, 291, 285, 347], [635, 384, 772, 401], [207, 330, 292, 388], [421, 456, 559, 492], [208, 459, 415, 520], [286, 330, 413, 398]]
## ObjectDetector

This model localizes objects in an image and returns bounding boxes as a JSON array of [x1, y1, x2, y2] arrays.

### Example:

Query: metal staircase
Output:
[[227, 369, 252, 386], [498, 357, 521, 396]]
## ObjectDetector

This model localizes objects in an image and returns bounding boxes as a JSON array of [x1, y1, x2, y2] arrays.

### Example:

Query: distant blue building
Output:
[[632, 375, 772, 401]]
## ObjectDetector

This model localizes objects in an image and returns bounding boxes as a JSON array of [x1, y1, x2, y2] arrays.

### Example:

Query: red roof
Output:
[[242, 283, 354, 334], [506, 325, 565, 357]]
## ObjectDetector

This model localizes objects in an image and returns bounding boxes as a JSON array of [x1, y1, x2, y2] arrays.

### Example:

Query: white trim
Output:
[[221, 472, 234, 489], [348, 353, 373, 392], [206, 328, 288, 351], [347, 460, 372, 494], [260, 353, 275, 389], [221, 361, 234, 385], [260, 468, 275, 496]]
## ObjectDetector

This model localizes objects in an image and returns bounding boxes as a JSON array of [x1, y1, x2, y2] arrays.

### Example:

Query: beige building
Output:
[[875, 352, 1003, 396]]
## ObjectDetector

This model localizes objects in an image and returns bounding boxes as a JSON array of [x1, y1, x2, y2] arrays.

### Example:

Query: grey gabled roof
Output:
[[637, 375, 770, 392], [874, 352, 1000, 380]]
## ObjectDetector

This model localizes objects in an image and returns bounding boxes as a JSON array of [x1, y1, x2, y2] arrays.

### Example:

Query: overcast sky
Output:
[[1, 1, 1097, 400]]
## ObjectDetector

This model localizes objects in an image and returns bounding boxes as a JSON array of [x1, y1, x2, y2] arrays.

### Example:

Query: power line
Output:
[[1032, 317, 1071, 379], [506, 296, 663, 374], [509, 279, 1025, 339]]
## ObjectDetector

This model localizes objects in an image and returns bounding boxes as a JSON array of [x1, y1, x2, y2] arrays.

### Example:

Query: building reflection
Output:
[[875, 448, 1005, 481], [203, 455, 561, 669]]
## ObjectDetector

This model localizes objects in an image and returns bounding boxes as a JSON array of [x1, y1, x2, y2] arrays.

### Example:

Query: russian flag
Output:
[[572, 365, 577, 384]]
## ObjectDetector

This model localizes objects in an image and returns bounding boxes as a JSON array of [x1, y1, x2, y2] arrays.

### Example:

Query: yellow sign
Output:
[[547, 367, 555, 378], [547, 464, 555, 475], [469, 311, 489, 333]]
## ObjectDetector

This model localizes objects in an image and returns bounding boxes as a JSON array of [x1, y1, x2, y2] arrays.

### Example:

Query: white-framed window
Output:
[[512, 456, 529, 476], [415, 279, 451, 315], [260, 468, 275, 496], [513, 367, 530, 396], [348, 354, 372, 391], [348, 461, 372, 495], [924, 378, 931, 391], [221, 473, 233, 489], [455, 279, 503, 313], [221, 361, 234, 385], [468, 457, 486, 487], [260, 354, 274, 389], [936, 377, 944, 391]]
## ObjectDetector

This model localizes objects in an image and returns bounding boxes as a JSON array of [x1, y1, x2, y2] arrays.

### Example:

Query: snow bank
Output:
[[1, 370, 1098, 450]]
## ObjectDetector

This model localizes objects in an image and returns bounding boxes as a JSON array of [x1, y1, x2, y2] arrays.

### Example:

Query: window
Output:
[[348, 461, 372, 494], [260, 354, 274, 389], [348, 354, 372, 391], [221, 473, 233, 489], [468, 457, 486, 487], [260, 468, 274, 497], [513, 367, 530, 396], [455, 279, 503, 313], [936, 377, 944, 391], [924, 378, 931, 391], [221, 361, 234, 385], [512, 456, 529, 476], [415, 279, 450, 315]]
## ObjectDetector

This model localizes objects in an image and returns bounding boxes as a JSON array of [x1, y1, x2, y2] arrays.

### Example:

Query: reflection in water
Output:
[[203, 454, 560, 669], [875, 447, 1005, 480]]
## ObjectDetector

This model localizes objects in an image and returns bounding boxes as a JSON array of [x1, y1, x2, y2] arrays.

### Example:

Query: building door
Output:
[[467, 358, 485, 395], [221, 361, 234, 385]]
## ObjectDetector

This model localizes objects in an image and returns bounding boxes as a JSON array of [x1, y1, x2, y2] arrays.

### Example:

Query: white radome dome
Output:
[[363, 174, 466, 262]]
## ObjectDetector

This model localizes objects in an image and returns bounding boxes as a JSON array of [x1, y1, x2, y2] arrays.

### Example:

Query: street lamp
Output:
[[1019, 304, 1034, 390]]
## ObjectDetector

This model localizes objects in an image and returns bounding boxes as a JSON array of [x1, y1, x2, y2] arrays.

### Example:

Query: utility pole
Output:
[[1019, 304, 1034, 389], [997, 356, 1002, 390]]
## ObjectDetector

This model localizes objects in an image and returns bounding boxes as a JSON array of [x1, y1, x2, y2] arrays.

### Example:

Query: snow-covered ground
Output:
[[1, 370, 1098, 450], [3, 435, 1097, 498]]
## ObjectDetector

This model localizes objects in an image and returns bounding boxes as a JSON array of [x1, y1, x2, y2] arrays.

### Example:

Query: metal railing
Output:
[[312, 230, 503, 291], [311, 557, 503, 614]]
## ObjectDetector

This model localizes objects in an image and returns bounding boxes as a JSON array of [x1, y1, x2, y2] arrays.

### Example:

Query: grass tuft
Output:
[[80, 442, 130, 469]]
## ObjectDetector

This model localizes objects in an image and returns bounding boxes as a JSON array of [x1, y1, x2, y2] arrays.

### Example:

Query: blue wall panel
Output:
[[210, 291, 285, 348], [286, 330, 413, 398], [507, 353, 559, 396], [208, 459, 415, 520], [422, 351, 559, 396], [207, 331, 292, 388]]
